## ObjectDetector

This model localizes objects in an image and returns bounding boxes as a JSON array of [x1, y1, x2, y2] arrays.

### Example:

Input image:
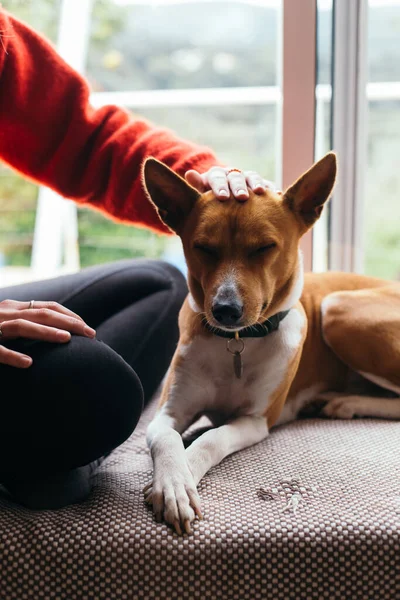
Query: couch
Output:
[[0, 397, 399, 599]]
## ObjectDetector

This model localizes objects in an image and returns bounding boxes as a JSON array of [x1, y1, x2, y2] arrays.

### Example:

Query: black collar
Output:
[[203, 310, 290, 339]]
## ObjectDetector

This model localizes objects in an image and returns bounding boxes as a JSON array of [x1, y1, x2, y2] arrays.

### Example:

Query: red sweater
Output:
[[0, 10, 220, 234]]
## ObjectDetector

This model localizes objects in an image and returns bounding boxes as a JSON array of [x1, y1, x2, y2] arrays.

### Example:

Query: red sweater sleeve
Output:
[[0, 10, 221, 234]]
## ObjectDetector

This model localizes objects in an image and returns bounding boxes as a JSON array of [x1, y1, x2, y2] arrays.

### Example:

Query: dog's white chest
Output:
[[176, 308, 305, 421], [180, 335, 268, 414]]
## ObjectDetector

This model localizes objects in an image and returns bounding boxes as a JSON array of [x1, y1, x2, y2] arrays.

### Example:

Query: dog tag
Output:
[[233, 351, 243, 379], [227, 334, 245, 380]]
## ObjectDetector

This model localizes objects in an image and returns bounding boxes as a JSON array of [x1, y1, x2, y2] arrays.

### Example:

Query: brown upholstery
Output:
[[0, 399, 399, 599]]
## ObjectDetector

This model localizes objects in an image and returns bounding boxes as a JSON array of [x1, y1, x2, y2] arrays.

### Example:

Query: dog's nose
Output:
[[212, 300, 243, 326]]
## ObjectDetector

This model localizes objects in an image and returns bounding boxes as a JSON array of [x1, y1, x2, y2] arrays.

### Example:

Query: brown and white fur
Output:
[[142, 153, 400, 535]]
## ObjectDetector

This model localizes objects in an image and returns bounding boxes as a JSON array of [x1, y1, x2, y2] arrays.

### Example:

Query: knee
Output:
[[146, 260, 188, 307], [17, 336, 144, 468], [62, 337, 144, 443], [81, 335, 142, 409], [135, 260, 188, 341]]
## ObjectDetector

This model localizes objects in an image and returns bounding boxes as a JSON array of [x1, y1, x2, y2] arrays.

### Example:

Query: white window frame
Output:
[[330, 0, 369, 272], [279, 0, 317, 271]]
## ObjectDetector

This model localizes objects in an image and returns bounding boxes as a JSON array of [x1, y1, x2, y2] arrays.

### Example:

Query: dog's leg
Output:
[[185, 415, 269, 487], [321, 285, 400, 420], [318, 392, 400, 419], [145, 404, 202, 535]]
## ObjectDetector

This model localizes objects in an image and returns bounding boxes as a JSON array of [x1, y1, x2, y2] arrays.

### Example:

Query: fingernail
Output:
[[174, 522, 182, 536], [237, 189, 248, 196], [218, 190, 229, 197], [184, 520, 192, 535], [84, 325, 96, 338], [57, 330, 71, 341], [22, 356, 32, 367]]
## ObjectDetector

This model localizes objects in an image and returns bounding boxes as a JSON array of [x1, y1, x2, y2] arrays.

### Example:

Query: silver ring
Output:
[[29, 300, 35, 309], [226, 336, 245, 355]]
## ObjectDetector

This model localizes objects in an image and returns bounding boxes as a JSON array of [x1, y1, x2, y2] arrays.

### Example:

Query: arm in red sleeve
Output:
[[0, 10, 221, 233]]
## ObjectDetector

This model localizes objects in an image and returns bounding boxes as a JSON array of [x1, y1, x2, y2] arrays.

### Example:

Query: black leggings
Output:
[[0, 259, 187, 508]]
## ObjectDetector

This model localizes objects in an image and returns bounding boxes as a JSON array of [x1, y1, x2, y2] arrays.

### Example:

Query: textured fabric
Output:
[[0, 397, 399, 599], [0, 10, 220, 232]]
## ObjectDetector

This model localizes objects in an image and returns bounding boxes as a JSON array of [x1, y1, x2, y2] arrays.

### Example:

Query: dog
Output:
[[142, 152, 400, 535]]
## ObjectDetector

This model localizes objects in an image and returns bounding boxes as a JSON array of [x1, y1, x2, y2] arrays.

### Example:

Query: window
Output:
[[1, 0, 290, 285], [7, 1, 379, 285], [364, 0, 400, 280], [327, 0, 400, 280]]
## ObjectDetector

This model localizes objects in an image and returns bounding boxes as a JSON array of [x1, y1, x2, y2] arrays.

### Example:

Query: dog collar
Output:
[[204, 310, 290, 339]]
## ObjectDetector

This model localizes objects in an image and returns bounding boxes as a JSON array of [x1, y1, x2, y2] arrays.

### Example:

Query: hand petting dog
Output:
[[185, 166, 277, 201]]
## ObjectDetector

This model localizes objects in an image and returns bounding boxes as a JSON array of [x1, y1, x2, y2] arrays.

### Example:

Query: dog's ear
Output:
[[283, 152, 337, 231], [143, 158, 200, 233]]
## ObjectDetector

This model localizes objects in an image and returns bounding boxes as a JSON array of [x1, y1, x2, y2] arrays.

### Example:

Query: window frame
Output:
[[329, 0, 369, 273], [280, 0, 317, 271]]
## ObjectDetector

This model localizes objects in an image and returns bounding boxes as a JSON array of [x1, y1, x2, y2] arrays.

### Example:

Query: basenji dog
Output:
[[142, 152, 400, 535]]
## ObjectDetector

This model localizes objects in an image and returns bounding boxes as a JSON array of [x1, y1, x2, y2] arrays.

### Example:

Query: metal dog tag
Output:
[[227, 333, 245, 380], [233, 351, 243, 379]]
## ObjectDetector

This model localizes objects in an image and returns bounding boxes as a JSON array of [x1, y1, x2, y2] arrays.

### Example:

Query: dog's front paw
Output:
[[322, 395, 360, 419], [143, 462, 202, 535]]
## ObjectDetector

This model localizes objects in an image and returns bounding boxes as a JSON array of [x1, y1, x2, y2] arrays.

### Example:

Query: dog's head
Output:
[[144, 153, 337, 331]]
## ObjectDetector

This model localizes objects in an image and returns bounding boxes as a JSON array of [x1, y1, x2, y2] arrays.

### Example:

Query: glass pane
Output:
[[87, 0, 279, 92], [1, 0, 60, 41], [364, 0, 400, 279], [0, 165, 38, 283], [81, 0, 281, 270]]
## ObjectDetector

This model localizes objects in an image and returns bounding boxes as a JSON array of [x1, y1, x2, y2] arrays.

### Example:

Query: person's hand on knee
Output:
[[0, 299, 96, 368]]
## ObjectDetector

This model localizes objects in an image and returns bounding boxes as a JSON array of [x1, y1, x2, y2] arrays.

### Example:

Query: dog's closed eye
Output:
[[194, 244, 219, 259], [250, 243, 277, 258]]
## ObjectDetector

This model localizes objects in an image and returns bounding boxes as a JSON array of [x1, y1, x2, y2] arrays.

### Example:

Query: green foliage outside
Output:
[[0, 0, 400, 280]]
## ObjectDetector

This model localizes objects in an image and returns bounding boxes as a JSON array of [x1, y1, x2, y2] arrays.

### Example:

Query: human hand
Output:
[[0, 299, 96, 368], [185, 166, 277, 202]]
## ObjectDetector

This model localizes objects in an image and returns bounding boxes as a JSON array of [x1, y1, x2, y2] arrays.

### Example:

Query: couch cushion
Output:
[[0, 400, 399, 600]]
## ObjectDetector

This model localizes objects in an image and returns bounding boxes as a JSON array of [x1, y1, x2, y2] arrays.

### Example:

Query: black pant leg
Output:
[[0, 335, 143, 509], [0, 335, 143, 476], [90, 260, 188, 402], [0, 259, 186, 508]]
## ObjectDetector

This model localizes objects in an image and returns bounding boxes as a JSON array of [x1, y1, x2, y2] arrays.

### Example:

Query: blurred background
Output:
[[0, 0, 399, 285]]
